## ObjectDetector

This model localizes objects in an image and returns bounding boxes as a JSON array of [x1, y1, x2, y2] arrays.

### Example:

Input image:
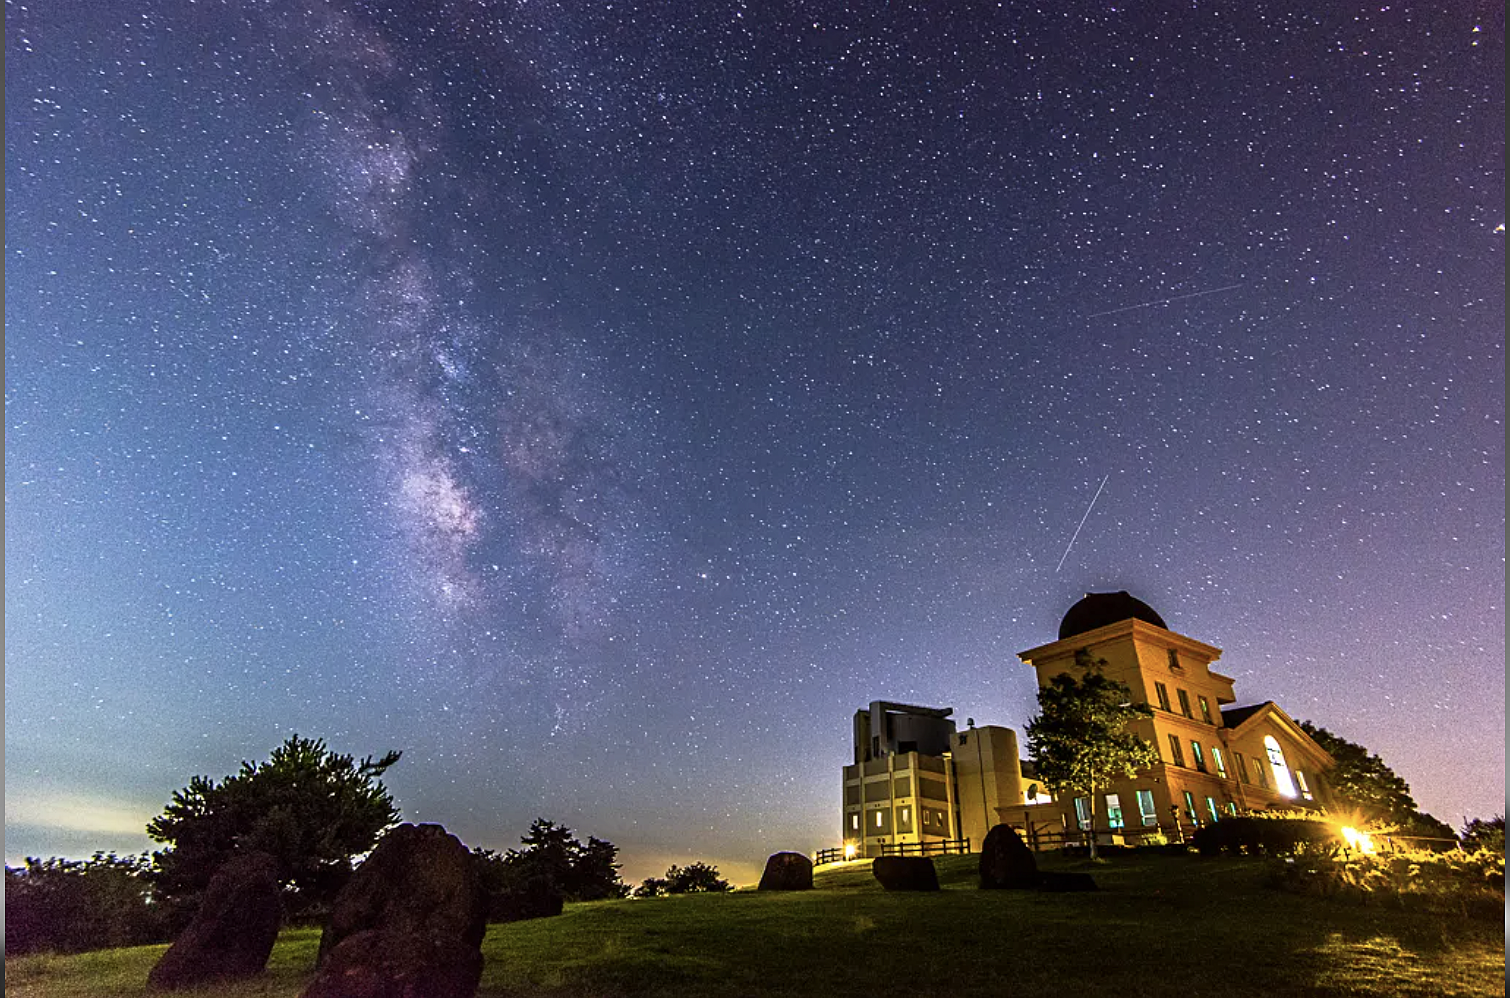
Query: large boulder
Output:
[[316, 824, 488, 967], [302, 928, 484, 998], [979, 824, 1038, 890], [871, 856, 939, 892], [757, 852, 814, 891], [147, 851, 283, 990]]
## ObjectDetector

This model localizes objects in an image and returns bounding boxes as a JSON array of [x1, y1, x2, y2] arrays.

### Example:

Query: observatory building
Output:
[[841, 592, 1336, 855]]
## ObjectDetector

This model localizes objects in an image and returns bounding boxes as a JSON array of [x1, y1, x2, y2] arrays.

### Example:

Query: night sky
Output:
[[5, 1, 1504, 886]]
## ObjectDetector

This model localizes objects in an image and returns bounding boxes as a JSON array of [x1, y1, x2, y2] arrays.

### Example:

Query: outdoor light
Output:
[[844, 843, 858, 860], [1339, 826, 1376, 855]]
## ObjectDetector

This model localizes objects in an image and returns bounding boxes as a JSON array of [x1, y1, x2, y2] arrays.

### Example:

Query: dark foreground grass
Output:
[[6, 853, 1502, 998]]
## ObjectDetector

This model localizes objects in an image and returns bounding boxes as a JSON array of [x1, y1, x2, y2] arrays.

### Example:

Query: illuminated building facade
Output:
[[840, 593, 1337, 854], [999, 592, 1336, 844]]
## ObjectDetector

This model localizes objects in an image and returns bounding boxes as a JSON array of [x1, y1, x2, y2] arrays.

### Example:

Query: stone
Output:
[[147, 851, 283, 990], [871, 856, 939, 892], [979, 824, 1039, 890], [1035, 870, 1099, 892], [757, 852, 814, 891], [317, 824, 488, 967], [301, 928, 484, 998]]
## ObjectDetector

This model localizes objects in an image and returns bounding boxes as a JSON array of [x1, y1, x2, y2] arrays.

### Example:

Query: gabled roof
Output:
[[1221, 701, 1335, 768]]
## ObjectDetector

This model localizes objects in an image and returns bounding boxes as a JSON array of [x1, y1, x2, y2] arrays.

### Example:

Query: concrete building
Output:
[[839, 592, 1337, 854], [840, 702, 1030, 857]]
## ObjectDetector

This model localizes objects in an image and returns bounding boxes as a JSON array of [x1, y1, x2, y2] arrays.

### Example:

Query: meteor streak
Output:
[[1056, 474, 1109, 573], [1084, 283, 1242, 319]]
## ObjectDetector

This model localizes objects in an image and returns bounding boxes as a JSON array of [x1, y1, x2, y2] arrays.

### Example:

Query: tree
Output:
[[497, 818, 629, 902], [1025, 651, 1159, 860], [4, 853, 168, 955], [1460, 815, 1504, 854], [147, 734, 401, 921], [633, 876, 670, 898], [664, 862, 731, 894], [1296, 721, 1456, 843]]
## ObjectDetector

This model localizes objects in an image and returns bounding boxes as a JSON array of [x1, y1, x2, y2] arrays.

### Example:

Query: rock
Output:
[[757, 852, 814, 891], [979, 824, 1039, 890], [317, 824, 488, 968], [1035, 870, 1099, 892], [871, 856, 939, 892], [302, 928, 484, 998], [147, 851, 283, 990]]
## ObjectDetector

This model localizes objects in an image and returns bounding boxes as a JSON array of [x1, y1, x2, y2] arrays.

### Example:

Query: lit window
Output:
[[1190, 740, 1206, 772], [1136, 789, 1158, 826], [1105, 794, 1124, 829], [1198, 696, 1213, 724], [850, 813, 860, 831], [899, 806, 911, 827], [1212, 747, 1228, 779], [1074, 797, 1092, 831], [1226, 801, 1238, 816], [1205, 796, 1220, 822], [1264, 736, 1297, 797], [1177, 689, 1193, 718], [1183, 790, 1199, 825], [1168, 734, 1186, 767], [1154, 682, 1172, 711], [1295, 770, 1312, 801], [873, 811, 884, 828]]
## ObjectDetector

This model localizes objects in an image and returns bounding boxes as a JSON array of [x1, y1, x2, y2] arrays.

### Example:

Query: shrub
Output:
[[1191, 815, 1336, 857], [1269, 848, 1504, 921]]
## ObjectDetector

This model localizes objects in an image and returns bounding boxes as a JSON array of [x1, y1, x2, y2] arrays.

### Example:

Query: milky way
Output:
[[5, 1, 1503, 883]]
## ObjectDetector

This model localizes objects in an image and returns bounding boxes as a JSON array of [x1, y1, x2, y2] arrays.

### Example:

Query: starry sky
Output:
[[5, 1, 1504, 886]]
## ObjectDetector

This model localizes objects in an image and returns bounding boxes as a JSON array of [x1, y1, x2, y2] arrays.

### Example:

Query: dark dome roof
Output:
[[1059, 591, 1167, 640]]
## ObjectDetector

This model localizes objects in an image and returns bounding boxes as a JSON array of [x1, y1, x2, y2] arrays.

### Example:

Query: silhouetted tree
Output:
[[664, 862, 731, 894], [498, 818, 629, 902], [148, 734, 401, 923], [633, 876, 670, 898], [1297, 721, 1456, 843], [4, 853, 168, 955], [1026, 651, 1159, 860], [1460, 815, 1505, 853]]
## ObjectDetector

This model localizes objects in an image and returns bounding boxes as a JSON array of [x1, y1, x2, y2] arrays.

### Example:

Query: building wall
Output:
[[842, 751, 959, 856], [950, 726, 1023, 849]]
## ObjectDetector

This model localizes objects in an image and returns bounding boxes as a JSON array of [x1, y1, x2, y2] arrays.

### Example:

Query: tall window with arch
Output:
[[1263, 735, 1298, 797]]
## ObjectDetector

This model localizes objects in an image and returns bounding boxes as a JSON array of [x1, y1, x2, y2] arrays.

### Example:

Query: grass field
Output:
[[5, 852, 1503, 997]]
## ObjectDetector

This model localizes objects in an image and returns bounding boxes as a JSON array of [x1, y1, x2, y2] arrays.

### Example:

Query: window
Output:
[[1183, 790, 1199, 825], [1167, 648, 1182, 672], [1295, 770, 1313, 801], [1205, 796, 1220, 822], [1233, 751, 1249, 784], [1074, 797, 1092, 831], [899, 806, 911, 824], [1226, 801, 1238, 816], [1154, 682, 1172, 711], [1136, 789, 1158, 826], [873, 810, 884, 828], [1264, 736, 1298, 797], [1212, 747, 1229, 779], [1168, 734, 1186, 767], [1252, 756, 1269, 789], [1198, 696, 1213, 724], [1190, 740, 1207, 772], [850, 813, 860, 831], [1106, 794, 1124, 830], [1177, 689, 1193, 718]]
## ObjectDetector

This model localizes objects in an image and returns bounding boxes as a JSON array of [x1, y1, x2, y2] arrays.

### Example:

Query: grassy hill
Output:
[[5, 852, 1502, 997]]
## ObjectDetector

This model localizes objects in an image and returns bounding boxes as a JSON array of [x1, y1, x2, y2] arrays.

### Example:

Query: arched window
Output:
[[1263, 735, 1297, 797]]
